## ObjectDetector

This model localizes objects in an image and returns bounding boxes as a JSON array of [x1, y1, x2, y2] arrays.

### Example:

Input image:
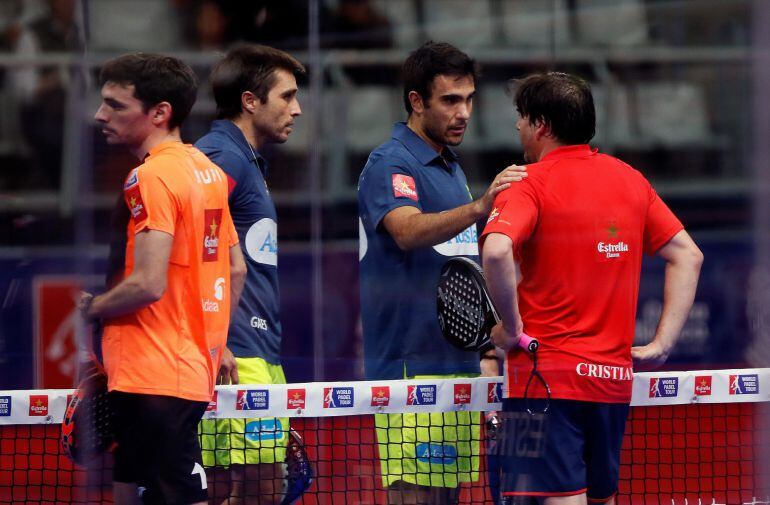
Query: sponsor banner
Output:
[[324, 387, 354, 408], [0, 396, 10, 417], [407, 385, 437, 406], [236, 389, 270, 411], [33, 275, 101, 389], [729, 374, 759, 395], [649, 377, 679, 398], [287, 389, 306, 410], [206, 391, 218, 412], [694, 376, 712, 396], [3, 370, 769, 425], [487, 383, 502, 404], [371, 386, 390, 407], [453, 384, 472, 405]]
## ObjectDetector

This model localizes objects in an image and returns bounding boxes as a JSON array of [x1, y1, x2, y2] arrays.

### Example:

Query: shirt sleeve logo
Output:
[[125, 186, 147, 222], [392, 174, 419, 201], [487, 201, 507, 224], [124, 168, 139, 189], [203, 209, 223, 262]]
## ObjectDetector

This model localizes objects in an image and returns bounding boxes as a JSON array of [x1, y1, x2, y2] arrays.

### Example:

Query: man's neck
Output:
[[406, 116, 444, 154], [231, 115, 264, 151], [131, 128, 182, 159], [533, 140, 565, 162]]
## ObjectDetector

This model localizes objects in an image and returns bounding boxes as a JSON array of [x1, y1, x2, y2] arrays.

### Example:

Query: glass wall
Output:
[[0, 0, 764, 386]]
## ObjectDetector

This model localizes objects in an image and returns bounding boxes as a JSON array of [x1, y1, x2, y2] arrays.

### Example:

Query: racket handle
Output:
[[517, 332, 539, 354]]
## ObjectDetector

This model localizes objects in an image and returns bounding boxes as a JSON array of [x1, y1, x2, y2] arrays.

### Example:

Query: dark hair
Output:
[[211, 44, 306, 120], [99, 53, 198, 129], [402, 41, 479, 114], [511, 72, 595, 144]]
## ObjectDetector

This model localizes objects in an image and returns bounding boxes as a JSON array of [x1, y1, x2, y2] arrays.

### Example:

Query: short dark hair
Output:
[[99, 53, 198, 130], [402, 41, 479, 115], [511, 72, 595, 144], [211, 44, 306, 120]]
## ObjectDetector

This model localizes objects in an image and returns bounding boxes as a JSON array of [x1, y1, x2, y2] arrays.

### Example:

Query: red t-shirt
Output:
[[480, 145, 683, 403]]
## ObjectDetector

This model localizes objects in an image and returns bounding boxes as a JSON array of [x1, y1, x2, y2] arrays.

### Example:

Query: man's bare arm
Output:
[[631, 230, 703, 369], [383, 166, 525, 251], [481, 232, 523, 351], [80, 230, 172, 320]]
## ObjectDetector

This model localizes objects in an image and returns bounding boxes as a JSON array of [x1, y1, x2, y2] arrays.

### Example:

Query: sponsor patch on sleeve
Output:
[[487, 201, 506, 223], [125, 186, 147, 222], [392, 174, 418, 201], [123, 168, 139, 189]]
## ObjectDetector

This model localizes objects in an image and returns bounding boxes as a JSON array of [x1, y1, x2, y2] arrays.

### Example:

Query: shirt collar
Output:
[[540, 144, 597, 162], [391, 122, 458, 168], [146, 140, 184, 159], [210, 119, 268, 176]]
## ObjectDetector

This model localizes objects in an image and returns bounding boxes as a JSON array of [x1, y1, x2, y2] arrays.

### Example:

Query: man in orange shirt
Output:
[[79, 53, 247, 505]]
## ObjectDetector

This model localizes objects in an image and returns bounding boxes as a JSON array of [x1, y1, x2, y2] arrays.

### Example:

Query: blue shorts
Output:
[[499, 398, 629, 503]]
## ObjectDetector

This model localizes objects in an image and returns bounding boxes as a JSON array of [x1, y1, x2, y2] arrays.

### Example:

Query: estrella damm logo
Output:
[[203, 209, 223, 262], [287, 389, 306, 410], [453, 384, 472, 405], [729, 374, 759, 395], [323, 387, 354, 408], [125, 186, 147, 221], [392, 174, 418, 201], [371, 386, 390, 407], [407, 385, 437, 406], [28, 395, 48, 416], [649, 377, 678, 398], [694, 376, 712, 396], [236, 389, 269, 410]]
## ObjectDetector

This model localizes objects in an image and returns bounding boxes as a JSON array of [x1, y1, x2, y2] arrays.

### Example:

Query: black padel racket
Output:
[[436, 257, 550, 413], [61, 357, 117, 466], [437, 257, 537, 354]]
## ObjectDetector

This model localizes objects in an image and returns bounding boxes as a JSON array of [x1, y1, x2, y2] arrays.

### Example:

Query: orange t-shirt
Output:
[[102, 141, 238, 402]]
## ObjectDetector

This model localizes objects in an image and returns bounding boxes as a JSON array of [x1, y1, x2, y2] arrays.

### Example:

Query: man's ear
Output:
[[408, 90, 425, 115], [241, 91, 258, 114], [533, 119, 552, 141], [150, 102, 173, 128]]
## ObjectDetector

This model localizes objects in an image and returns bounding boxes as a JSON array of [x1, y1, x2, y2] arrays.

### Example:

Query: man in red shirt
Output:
[[480, 72, 703, 504]]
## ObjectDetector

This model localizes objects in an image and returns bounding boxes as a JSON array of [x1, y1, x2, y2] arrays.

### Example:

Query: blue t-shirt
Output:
[[195, 120, 281, 364], [358, 122, 482, 380]]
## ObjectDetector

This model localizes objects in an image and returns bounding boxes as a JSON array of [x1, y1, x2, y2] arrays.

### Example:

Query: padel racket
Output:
[[437, 257, 537, 354], [436, 257, 550, 413], [281, 428, 314, 505], [61, 356, 116, 466]]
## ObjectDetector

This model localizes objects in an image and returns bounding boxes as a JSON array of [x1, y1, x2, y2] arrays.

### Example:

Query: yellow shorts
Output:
[[199, 357, 289, 466], [375, 374, 481, 488]]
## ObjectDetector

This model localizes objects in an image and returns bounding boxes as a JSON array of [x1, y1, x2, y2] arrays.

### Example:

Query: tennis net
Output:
[[1, 369, 768, 504]]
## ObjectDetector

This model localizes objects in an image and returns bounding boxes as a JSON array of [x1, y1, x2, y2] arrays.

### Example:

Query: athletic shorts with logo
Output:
[[499, 397, 629, 503], [375, 373, 480, 488], [111, 391, 209, 505], [199, 357, 289, 466]]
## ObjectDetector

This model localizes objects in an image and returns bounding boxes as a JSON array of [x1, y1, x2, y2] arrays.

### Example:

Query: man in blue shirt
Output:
[[358, 41, 525, 504], [196, 44, 304, 505]]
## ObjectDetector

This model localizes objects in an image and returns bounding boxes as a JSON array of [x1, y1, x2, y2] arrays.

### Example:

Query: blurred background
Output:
[[0, 0, 767, 390]]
